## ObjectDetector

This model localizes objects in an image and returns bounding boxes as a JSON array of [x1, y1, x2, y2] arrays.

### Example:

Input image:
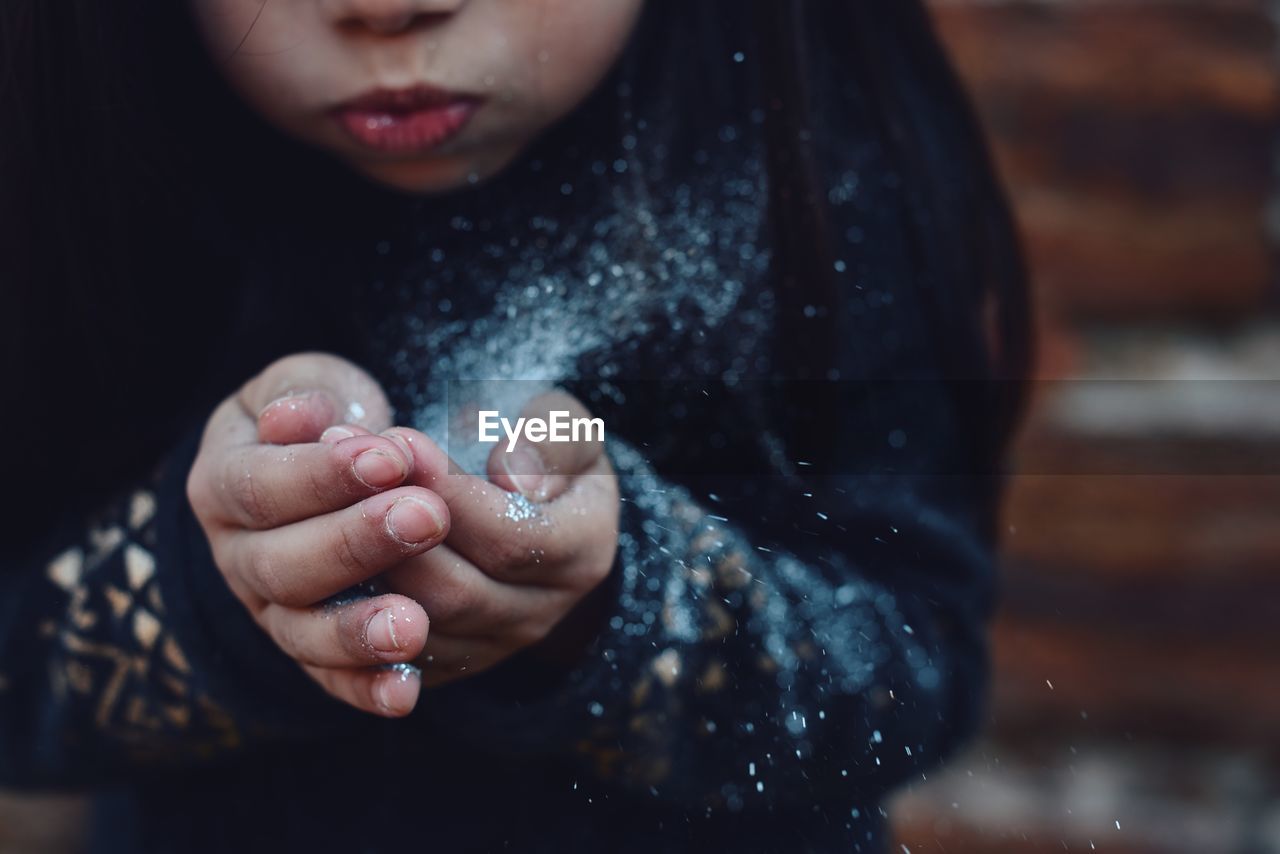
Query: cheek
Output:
[[190, 0, 323, 120], [190, 0, 295, 54], [517, 0, 643, 119]]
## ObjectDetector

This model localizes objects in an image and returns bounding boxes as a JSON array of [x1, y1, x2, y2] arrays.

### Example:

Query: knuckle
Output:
[[228, 464, 274, 528], [485, 527, 537, 571], [424, 572, 476, 624], [304, 455, 339, 505], [332, 524, 376, 583], [247, 545, 296, 606]]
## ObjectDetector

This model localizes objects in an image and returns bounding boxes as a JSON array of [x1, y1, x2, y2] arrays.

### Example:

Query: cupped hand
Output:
[[324, 391, 621, 687], [186, 353, 451, 717]]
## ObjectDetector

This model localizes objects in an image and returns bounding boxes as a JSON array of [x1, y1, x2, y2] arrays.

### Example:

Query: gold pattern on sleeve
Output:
[[46, 549, 84, 591], [568, 499, 772, 800], [128, 490, 157, 530], [650, 649, 682, 688], [700, 600, 735, 641], [43, 487, 241, 759], [696, 659, 726, 693], [124, 544, 156, 590], [132, 609, 162, 650], [103, 585, 131, 620]]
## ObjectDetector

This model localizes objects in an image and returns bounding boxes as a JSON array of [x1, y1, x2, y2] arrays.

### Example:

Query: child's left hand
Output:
[[269, 391, 620, 688]]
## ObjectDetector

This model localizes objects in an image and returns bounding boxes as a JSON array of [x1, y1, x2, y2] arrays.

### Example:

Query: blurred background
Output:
[[3, 0, 1277, 850], [891, 1, 1280, 852]]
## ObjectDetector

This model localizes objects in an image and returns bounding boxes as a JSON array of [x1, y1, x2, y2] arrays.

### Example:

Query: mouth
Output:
[[330, 84, 483, 154]]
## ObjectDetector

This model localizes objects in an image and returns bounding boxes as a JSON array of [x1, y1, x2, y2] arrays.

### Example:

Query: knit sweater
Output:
[[1, 48, 998, 853]]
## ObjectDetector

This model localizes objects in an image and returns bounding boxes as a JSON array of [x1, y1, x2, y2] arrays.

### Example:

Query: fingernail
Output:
[[353, 449, 405, 488], [258, 391, 312, 420], [366, 608, 399, 653], [321, 425, 357, 444], [386, 497, 444, 545], [380, 430, 414, 466], [502, 447, 546, 497], [375, 665, 420, 715]]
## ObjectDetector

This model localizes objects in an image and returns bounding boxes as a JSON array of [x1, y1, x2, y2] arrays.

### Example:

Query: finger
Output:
[[213, 434, 413, 529], [221, 486, 449, 608], [319, 425, 420, 489], [303, 662, 422, 718], [256, 390, 343, 446], [386, 427, 621, 581], [321, 426, 417, 484], [382, 428, 577, 573], [319, 423, 374, 444], [260, 594, 429, 668], [485, 390, 605, 501], [239, 352, 394, 443], [474, 452, 619, 589], [197, 393, 261, 465], [383, 543, 561, 635]]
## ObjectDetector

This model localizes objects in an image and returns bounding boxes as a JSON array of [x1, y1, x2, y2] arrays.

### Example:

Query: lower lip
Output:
[[332, 99, 480, 153]]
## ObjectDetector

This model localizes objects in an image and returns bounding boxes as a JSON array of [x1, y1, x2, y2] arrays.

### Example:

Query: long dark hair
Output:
[[1, 0, 1030, 530]]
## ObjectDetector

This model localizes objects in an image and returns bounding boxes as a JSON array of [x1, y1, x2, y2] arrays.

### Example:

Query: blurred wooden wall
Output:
[[894, 2, 1280, 852]]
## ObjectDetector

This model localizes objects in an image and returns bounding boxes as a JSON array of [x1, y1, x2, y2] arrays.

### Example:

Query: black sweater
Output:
[[1, 64, 998, 853]]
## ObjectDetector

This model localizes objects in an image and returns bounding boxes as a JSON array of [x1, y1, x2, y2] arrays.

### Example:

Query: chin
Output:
[[351, 158, 473, 196], [350, 144, 524, 197]]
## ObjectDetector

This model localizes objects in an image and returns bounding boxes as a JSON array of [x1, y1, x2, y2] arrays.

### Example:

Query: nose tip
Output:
[[331, 0, 461, 36]]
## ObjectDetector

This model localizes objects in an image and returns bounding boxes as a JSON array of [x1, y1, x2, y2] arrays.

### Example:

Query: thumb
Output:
[[241, 352, 394, 445], [485, 390, 605, 501]]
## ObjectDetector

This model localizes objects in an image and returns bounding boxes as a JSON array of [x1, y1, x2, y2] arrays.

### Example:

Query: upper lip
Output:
[[334, 84, 480, 113]]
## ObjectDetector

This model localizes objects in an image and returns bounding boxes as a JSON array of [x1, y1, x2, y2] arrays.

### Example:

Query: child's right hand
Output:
[[186, 354, 451, 718]]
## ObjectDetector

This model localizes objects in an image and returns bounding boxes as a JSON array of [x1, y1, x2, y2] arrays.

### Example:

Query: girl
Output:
[[1, 0, 1029, 851]]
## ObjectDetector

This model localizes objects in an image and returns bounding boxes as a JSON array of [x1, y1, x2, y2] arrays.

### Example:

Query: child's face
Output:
[[192, 0, 643, 193]]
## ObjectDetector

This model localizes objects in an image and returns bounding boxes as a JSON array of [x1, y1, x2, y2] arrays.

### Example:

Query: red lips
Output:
[[331, 85, 482, 153]]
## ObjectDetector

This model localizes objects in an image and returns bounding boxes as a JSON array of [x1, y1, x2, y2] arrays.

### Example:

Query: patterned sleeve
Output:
[[0, 424, 357, 786], [423, 433, 996, 813]]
